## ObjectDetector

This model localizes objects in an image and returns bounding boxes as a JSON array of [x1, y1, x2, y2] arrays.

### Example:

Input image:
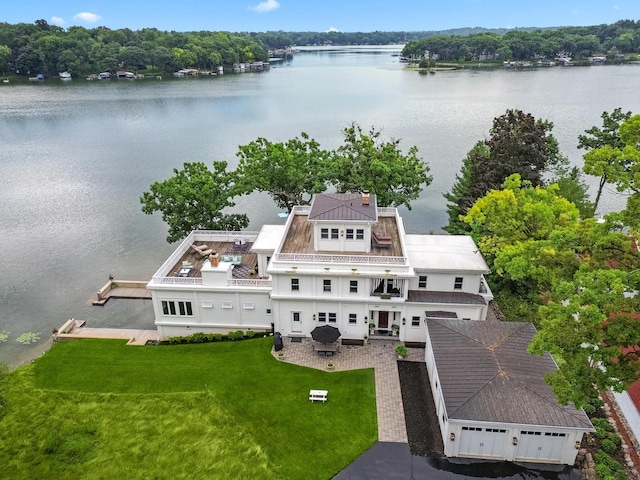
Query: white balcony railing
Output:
[[273, 253, 407, 265]]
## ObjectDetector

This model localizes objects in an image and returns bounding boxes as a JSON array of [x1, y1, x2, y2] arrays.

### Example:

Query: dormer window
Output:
[[454, 277, 464, 290]]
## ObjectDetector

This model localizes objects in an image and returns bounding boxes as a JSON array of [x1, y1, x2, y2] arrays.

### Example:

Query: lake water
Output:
[[1, 45, 639, 369]]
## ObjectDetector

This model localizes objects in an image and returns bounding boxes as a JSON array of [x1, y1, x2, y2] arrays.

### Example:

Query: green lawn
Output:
[[0, 337, 377, 479]]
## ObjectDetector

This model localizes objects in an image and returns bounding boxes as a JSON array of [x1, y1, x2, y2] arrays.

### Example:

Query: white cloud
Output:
[[248, 0, 280, 13], [327, 26, 340, 32], [613, 5, 619, 9], [50, 16, 65, 26], [73, 12, 102, 23]]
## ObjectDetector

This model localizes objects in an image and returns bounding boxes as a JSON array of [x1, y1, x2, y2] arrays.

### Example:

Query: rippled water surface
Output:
[[1, 46, 639, 368]]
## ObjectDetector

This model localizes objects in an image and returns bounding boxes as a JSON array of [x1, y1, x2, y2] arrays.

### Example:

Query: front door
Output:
[[291, 312, 302, 333], [378, 311, 389, 329]]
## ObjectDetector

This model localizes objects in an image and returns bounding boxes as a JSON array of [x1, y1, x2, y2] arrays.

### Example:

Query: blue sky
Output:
[[3, 0, 639, 32]]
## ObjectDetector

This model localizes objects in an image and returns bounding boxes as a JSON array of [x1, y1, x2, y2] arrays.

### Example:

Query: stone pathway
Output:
[[274, 336, 425, 443]]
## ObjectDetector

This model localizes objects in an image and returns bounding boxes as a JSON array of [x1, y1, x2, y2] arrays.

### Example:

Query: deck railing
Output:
[[273, 253, 407, 265], [152, 277, 272, 287]]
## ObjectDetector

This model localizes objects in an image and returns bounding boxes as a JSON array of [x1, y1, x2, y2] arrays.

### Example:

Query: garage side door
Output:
[[458, 427, 507, 459], [515, 431, 566, 463]]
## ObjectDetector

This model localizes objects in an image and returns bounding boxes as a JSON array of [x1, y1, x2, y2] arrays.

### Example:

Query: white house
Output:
[[425, 318, 593, 465], [146, 192, 493, 342], [145, 192, 593, 465]]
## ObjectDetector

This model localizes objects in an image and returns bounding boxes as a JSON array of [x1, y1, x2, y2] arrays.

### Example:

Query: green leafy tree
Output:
[[0, 45, 11, 75], [328, 123, 432, 209], [443, 141, 489, 234], [444, 109, 564, 232], [530, 267, 640, 411], [551, 166, 595, 218], [462, 174, 581, 290], [579, 108, 633, 212], [141, 161, 248, 243], [235, 132, 330, 212]]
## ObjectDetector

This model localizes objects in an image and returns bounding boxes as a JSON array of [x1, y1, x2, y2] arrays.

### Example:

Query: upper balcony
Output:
[[148, 230, 272, 288], [271, 206, 411, 274]]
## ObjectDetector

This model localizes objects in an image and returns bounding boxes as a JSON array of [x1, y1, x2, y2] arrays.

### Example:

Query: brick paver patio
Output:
[[274, 336, 425, 443]]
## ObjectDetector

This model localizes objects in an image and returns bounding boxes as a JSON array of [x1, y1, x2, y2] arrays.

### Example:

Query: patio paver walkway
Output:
[[274, 336, 425, 443]]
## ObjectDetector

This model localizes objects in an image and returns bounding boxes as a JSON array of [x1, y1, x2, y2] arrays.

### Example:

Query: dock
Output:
[[54, 318, 159, 345], [91, 279, 151, 306]]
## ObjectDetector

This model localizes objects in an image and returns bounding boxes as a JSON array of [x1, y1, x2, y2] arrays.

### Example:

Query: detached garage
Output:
[[424, 319, 593, 465]]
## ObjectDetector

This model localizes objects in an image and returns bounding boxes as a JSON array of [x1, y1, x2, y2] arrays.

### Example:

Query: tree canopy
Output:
[[579, 108, 633, 212], [402, 20, 640, 62], [235, 133, 330, 213], [464, 172, 640, 411], [444, 109, 566, 233], [582, 113, 640, 227], [327, 124, 432, 209], [140, 161, 248, 243]]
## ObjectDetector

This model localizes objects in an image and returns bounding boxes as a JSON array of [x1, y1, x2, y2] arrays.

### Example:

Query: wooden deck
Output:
[[92, 280, 151, 306], [280, 215, 404, 257], [169, 241, 260, 280]]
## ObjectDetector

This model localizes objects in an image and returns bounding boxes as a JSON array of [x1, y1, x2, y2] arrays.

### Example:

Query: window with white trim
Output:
[[320, 228, 329, 239], [356, 229, 364, 240], [349, 280, 358, 293], [242, 303, 255, 310], [348, 313, 357, 324], [323, 279, 331, 292], [454, 277, 464, 290], [162, 300, 193, 316], [331, 228, 339, 239], [411, 316, 420, 327], [266, 308, 272, 315], [291, 278, 300, 291], [346, 228, 354, 239], [221, 302, 233, 309], [328, 313, 337, 323], [418, 275, 427, 288], [318, 312, 327, 323]]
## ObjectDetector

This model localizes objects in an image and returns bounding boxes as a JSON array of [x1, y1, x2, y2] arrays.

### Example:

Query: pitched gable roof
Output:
[[428, 319, 592, 429], [308, 193, 378, 222]]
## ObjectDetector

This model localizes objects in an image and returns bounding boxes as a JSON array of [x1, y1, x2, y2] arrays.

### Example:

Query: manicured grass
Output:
[[0, 338, 377, 479]]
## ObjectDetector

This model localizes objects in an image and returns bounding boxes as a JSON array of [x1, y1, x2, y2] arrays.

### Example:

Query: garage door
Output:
[[515, 431, 566, 463], [458, 427, 507, 459]]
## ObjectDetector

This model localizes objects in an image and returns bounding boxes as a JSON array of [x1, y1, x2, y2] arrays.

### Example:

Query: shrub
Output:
[[227, 330, 244, 341], [594, 451, 624, 478], [601, 438, 618, 455], [189, 332, 206, 343], [395, 344, 408, 358], [211, 333, 223, 342], [418, 58, 429, 69], [244, 331, 255, 339], [592, 417, 615, 437]]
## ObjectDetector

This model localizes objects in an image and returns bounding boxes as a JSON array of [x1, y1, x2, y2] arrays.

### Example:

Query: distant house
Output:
[[146, 193, 493, 343], [425, 319, 593, 465]]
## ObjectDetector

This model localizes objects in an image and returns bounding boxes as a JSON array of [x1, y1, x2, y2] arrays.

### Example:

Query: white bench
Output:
[[309, 389, 328, 403]]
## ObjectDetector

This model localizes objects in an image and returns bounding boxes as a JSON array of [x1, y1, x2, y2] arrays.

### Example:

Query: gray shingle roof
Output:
[[428, 319, 592, 429], [407, 290, 486, 305], [308, 193, 378, 222]]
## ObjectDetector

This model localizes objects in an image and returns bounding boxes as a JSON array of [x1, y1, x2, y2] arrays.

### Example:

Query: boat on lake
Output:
[[59, 71, 72, 80]]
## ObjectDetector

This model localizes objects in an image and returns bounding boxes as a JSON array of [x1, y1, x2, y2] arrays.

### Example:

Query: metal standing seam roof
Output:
[[308, 193, 378, 222], [428, 319, 593, 430]]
